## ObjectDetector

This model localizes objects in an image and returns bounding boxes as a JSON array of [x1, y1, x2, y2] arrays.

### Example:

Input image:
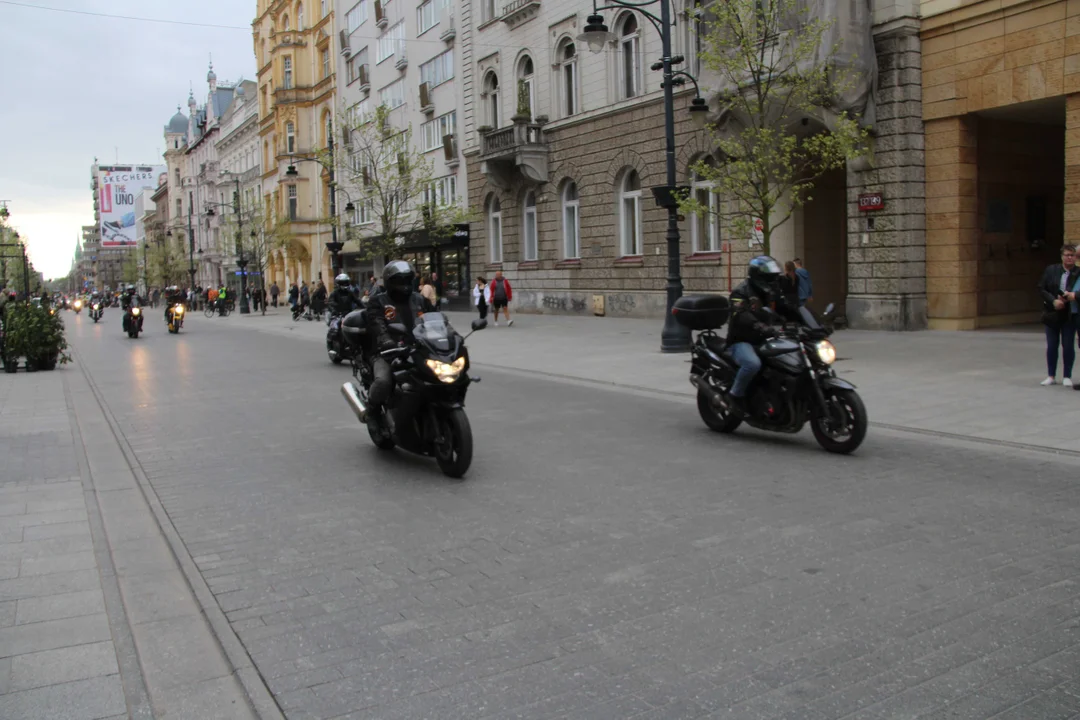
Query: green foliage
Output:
[[2, 303, 70, 368], [680, 0, 870, 255]]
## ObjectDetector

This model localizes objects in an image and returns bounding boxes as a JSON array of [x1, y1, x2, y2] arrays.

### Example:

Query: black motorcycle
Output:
[[122, 300, 144, 338], [89, 301, 103, 323], [340, 311, 487, 478], [673, 296, 868, 454], [326, 313, 350, 365]]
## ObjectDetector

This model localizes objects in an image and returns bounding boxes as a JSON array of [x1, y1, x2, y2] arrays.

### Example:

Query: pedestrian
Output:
[[299, 281, 310, 310], [489, 270, 513, 326], [793, 257, 813, 307], [432, 271, 444, 305], [1040, 243, 1080, 386], [312, 281, 327, 319], [288, 282, 299, 309], [270, 281, 280, 307], [473, 276, 489, 320], [419, 276, 437, 311], [780, 261, 800, 308]]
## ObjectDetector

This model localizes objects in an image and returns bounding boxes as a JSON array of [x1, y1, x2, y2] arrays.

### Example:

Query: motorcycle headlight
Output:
[[74, 301, 82, 309], [816, 340, 837, 365], [174, 305, 184, 314], [131, 308, 141, 316], [93, 304, 100, 310], [426, 357, 466, 383]]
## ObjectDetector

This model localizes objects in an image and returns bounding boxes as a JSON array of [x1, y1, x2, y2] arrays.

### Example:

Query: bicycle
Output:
[[204, 300, 232, 318]]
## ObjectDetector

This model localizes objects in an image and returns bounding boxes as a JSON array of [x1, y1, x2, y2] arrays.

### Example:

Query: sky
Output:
[[0, 0, 257, 279]]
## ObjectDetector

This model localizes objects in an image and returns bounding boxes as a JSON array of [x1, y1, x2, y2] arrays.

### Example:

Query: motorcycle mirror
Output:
[[824, 303, 835, 315], [471, 319, 488, 331]]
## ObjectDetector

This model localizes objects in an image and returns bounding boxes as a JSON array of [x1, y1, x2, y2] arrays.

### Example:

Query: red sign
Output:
[[754, 218, 763, 231], [858, 193, 884, 211]]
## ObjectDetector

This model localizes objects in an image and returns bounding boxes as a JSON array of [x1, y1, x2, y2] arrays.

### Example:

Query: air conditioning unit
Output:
[[359, 64, 370, 93], [419, 82, 434, 114], [375, 0, 387, 28], [443, 134, 458, 163], [339, 29, 351, 57]]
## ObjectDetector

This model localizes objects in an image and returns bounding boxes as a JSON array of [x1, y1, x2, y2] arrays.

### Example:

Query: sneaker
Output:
[[1041, 377, 1056, 386], [508, 319, 514, 326], [1066, 378, 1075, 388], [494, 321, 499, 326]]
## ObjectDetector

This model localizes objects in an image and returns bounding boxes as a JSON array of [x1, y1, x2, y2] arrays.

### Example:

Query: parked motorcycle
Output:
[[89, 301, 103, 323], [340, 311, 487, 478], [166, 303, 185, 334], [122, 301, 144, 338], [674, 297, 867, 454]]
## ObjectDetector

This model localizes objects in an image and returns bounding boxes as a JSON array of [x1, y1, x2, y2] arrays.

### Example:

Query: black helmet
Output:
[[335, 273, 350, 287], [382, 260, 415, 302], [747, 255, 783, 297]]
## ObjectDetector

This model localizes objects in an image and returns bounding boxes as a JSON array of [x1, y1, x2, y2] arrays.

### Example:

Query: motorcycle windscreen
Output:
[[413, 312, 456, 354], [799, 306, 823, 330]]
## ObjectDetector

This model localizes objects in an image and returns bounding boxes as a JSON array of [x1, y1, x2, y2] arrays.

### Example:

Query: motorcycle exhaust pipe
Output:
[[341, 382, 368, 424], [690, 375, 725, 409]]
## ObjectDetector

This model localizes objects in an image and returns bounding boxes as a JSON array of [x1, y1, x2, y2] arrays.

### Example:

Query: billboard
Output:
[[98, 165, 166, 247]]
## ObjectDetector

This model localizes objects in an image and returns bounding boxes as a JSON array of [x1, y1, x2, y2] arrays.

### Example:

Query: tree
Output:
[[681, 0, 871, 255], [328, 104, 471, 262]]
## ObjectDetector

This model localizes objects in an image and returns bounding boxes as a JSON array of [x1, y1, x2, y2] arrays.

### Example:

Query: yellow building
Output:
[[922, 0, 1080, 328], [254, 0, 337, 289]]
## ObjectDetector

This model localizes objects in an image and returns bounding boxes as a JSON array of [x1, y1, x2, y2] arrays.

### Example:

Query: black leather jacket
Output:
[[1039, 263, 1080, 310], [329, 287, 363, 317], [365, 289, 426, 351], [727, 280, 800, 346]]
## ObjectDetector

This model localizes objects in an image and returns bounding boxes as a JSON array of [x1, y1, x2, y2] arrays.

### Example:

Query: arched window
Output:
[[283, 14, 291, 30], [323, 112, 332, 148], [517, 56, 535, 120], [619, 13, 641, 99], [522, 191, 538, 261], [286, 122, 296, 153], [297, 3, 305, 29], [619, 169, 642, 256], [557, 40, 577, 117], [691, 157, 719, 252], [562, 181, 580, 259], [484, 73, 500, 128], [488, 196, 503, 263]]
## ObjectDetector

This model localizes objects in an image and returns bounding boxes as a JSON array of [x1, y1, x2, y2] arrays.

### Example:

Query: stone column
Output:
[[924, 114, 978, 329], [846, 22, 928, 330], [1067, 95, 1080, 244]]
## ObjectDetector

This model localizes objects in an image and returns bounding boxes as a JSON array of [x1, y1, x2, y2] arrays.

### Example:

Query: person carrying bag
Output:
[[1039, 244, 1080, 386]]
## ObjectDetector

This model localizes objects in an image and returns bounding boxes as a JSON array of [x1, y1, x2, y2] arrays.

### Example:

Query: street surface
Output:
[[3, 307, 1080, 719]]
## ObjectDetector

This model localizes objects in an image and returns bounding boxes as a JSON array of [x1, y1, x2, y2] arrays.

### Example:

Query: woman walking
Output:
[[473, 276, 489, 320]]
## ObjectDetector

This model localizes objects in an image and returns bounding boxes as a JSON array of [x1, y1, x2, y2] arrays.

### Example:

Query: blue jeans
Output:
[[729, 342, 762, 398], [1046, 316, 1078, 378]]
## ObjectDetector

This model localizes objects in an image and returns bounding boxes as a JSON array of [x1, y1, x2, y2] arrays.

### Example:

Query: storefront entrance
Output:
[[399, 225, 471, 310]]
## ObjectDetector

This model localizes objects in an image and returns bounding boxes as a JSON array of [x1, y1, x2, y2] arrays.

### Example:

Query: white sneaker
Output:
[[1042, 377, 1056, 386], [1066, 378, 1074, 388], [508, 319, 514, 326], [494, 321, 499, 326]]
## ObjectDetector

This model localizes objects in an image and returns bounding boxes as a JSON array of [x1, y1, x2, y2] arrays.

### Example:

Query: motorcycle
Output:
[[89, 301, 103, 323], [122, 301, 144, 338], [72, 299, 83, 314], [674, 297, 868, 454], [340, 311, 487, 478], [326, 313, 349, 365], [166, 303, 185, 334]]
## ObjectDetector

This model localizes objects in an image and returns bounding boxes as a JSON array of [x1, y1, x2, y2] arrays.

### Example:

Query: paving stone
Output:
[[0, 613, 111, 659], [14, 589, 105, 625], [9, 641, 119, 691], [0, 674, 125, 720], [132, 615, 233, 691], [18, 550, 97, 577]]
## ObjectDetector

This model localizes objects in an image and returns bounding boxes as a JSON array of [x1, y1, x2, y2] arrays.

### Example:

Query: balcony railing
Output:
[[500, 0, 540, 28], [481, 122, 545, 155]]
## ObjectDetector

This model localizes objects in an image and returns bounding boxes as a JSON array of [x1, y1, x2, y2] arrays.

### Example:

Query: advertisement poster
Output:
[[98, 165, 166, 247]]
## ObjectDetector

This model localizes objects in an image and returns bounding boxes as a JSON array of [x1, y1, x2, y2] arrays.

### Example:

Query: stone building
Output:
[[213, 79, 261, 295], [461, 0, 927, 329], [921, 0, 1079, 328], [254, 0, 339, 289]]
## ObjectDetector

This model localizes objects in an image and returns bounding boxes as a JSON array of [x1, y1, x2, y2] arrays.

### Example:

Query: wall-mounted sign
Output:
[[858, 193, 884, 212]]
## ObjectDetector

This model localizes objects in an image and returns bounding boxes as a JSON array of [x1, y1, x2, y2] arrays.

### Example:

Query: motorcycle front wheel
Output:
[[811, 388, 868, 455], [697, 387, 743, 434], [434, 409, 473, 479]]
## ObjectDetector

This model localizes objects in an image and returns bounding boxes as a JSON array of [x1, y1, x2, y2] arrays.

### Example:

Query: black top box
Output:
[[671, 295, 730, 330]]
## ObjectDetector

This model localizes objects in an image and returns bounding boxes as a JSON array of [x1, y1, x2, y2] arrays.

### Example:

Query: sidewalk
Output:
[[232, 308, 1080, 454], [0, 366, 270, 719]]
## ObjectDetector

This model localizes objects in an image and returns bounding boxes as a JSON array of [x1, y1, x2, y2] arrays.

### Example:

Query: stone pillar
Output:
[[1067, 95, 1080, 244], [846, 22, 928, 330], [924, 114, 978, 329]]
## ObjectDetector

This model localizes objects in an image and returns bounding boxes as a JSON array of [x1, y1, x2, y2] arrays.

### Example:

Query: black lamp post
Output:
[[578, 3, 708, 353], [216, 173, 251, 314], [185, 206, 196, 292]]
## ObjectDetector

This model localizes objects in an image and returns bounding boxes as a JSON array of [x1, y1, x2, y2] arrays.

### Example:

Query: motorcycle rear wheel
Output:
[[810, 388, 868, 455], [329, 339, 344, 364], [697, 388, 743, 434], [434, 409, 473, 479]]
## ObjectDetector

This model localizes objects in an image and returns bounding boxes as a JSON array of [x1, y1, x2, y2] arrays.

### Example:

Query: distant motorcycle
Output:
[[166, 303, 185, 334], [72, 299, 83, 314], [122, 301, 144, 338], [89, 301, 103, 323]]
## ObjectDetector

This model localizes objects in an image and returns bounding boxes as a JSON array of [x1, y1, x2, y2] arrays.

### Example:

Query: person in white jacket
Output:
[[472, 276, 489, 320]]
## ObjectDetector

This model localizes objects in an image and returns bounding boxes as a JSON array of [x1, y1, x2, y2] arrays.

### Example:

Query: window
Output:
[[353, 199, 373, 224], [562, 181, 580, 259], [558, 40, 577, 117], [288, 185, 298, 220], [420, 111, 456, 151], [347, 98, 371, 128], [297, 3, 305, 29], [620, 170, 642, 256], [418, 0, 438, 34], [488, 196, 502, 263], [420, 50, 454, 87], [283, 56, 293, 89], [619, 14, 641, 99], [322, 49, 330, 79], [284, 14, 291, 30], [482, 0, 496, 22], [522, 191, 537, 261], [691, 157, 719, 252], [424, 175, 457, 207], [286, 122, 295, 153], [346, 1, 367, 31], [484, 73, 500, 128], [377, 22, 405, 63], [174, 168, 180, 185], [379, 78, 405, 108], [517, 56, 535, 120], [176, 198, 182, 219]]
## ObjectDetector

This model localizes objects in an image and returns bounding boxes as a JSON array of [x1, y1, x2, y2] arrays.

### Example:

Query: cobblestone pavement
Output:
[[65, 309, 1080, 719]]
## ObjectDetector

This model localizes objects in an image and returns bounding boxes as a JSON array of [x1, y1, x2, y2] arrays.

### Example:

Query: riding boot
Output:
[[728, 394, 748, 418]]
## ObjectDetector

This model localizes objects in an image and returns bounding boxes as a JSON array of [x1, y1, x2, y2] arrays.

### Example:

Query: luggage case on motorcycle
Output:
[[671, 295, 730, 330], [341, 310, 368, 349]]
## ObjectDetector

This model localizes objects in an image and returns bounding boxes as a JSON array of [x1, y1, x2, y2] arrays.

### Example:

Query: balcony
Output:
[[273, 85, 315, 105], [479, 120, 548, 188], [500, 0, 540, 28], [439, 15, 456, 42]]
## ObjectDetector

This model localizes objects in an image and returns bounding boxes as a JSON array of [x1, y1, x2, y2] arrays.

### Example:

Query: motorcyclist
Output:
[[328, 273, 362, 317], [364, 261, 427, 433], [163, 286, 185, 322], [120, 284, 140, 311], [726, 255, 801, 416]]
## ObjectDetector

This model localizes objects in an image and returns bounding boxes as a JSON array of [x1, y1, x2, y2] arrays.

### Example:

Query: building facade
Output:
[[461, 0, 927, 329], [213, 79, 262, 295], [254, 0, 338, 289], [921, 0, 1078, 328]]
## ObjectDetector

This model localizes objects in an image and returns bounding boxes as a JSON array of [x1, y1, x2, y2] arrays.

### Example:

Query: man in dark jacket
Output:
[[329, 273, 363, 316], [726, 256, 800, 414], [364, 261, 426, 432], [1039, 243, 1080, 386]]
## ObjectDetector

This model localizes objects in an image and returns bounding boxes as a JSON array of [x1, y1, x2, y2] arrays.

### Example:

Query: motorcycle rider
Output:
[[364, 261, 427, 433], [163, 285, 185, 322], [120, 284, 140, 311], [726, 255, 801, 416], [329, 273, 363, 317]]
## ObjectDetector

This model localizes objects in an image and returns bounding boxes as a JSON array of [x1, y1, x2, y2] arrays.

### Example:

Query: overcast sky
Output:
[[0, 0, 256, 279]]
